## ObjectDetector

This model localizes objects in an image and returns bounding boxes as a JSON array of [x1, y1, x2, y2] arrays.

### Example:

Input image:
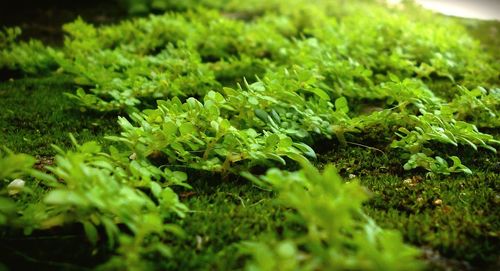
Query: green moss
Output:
[[0, 2, 499, 271], [0, 75, 120, 155], [363, 173, 499, 263], [163, 181, 282, 270], [318, 145, 500, 268], [0, 54, 497, 271]]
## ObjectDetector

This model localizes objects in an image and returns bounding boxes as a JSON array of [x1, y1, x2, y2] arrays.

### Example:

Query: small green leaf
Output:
[[335, 97, 349, 114], [150, 182, 162, 198], [179, 123, 196, 136], [83, 221, 99, 245], [388, 73, 400, 82], [293, 142, 316, 159], [266, 134, 280, 147]]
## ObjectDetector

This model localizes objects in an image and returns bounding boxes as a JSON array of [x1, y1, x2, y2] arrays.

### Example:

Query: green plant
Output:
[[391, 109, 499, 173], [0, 148, 37, 226], [110, 92, 316, 174], [0, 138, 189, 269], [1, 0, 500, 269], [241, 161, 423, 271], [0, 27, 58, 74]]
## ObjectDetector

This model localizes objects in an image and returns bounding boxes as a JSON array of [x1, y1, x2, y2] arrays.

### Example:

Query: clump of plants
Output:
[[0, 0, 498, 269]]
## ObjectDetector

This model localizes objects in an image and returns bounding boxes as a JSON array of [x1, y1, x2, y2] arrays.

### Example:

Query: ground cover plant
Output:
[[0, 0, 499, 270]]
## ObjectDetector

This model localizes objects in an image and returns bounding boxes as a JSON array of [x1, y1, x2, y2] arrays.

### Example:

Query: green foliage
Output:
[[0, 138, 189, 269], [61, 40, 218, 111], [241, 162, 423, 271], [0, 27, 59, 73], [2, 0, 498, 174], [403, 154, 472, 176], [0, 148, 37, 181], [1, 0, 500, 269], [449, 86, 500, 127], [110, 91, 315, 173], [0, 149, 36, 226]]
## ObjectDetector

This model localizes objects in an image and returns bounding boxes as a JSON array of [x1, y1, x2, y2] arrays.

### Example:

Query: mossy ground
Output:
[[0, 75, 120, 156], [0, 3, 499, 271], [1, 74, 499, 270]]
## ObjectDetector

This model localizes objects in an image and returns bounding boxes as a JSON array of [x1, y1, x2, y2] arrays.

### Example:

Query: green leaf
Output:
[[44, 190, 86, 206], [292, 142, 316, 159], [150, 182, 162, 198], [266, 134, 281, 147], [335, 97, 349, 114], [305, 87, 330, 100], [388, 73, 400, 82], [83, 221, 99, 245], [254, 109, 269, 123], [179, 123, 196, 136]]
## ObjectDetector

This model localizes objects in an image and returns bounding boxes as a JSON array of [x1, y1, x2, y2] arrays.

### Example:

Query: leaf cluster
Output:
[[241, 162, 423, 271]]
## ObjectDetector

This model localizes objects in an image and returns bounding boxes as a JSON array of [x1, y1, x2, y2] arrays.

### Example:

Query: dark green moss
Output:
[[0, 75, 120, 155], [1, 75, 498, 271], [163, 181, 279, 270], [318, 144, 500, 269]]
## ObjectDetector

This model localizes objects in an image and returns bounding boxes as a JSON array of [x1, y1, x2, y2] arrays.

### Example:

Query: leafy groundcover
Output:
[[0, 0, 499, 270]]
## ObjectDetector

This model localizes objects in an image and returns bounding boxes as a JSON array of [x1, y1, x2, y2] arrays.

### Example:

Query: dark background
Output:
[[0, 0, 127, 45]]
